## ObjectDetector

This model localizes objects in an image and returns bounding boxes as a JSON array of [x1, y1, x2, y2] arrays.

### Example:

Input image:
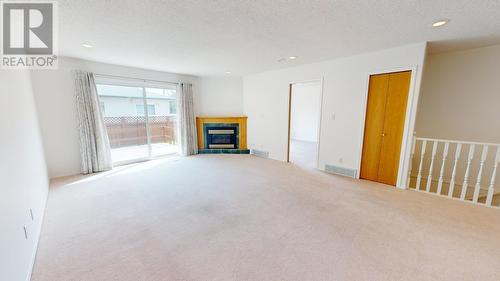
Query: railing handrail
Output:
[[410, 136, 500, 208], [415, 137, 500, 147]]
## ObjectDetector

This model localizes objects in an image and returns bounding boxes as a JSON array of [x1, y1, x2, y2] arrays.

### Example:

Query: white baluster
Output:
[[416, 140, 427, 191], [472, 145, 489, 203], [426, 141, 438, 192], [485, 146, 500, 206], [436, 142, 449, 195], [407, 136, 417, 188], [460, 144, 476, 201], [448, 143, 462, 198]]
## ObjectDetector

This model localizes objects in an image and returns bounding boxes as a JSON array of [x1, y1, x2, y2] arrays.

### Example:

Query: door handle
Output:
[[382, 133, 386, 137]]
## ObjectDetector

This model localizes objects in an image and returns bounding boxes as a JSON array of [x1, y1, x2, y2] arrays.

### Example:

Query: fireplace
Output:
[[196, 116, 250, 154], [204, 124, 238, 149]]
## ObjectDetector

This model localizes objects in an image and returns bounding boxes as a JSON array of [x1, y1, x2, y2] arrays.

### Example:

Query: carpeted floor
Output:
[[32, 155, 500, 281]]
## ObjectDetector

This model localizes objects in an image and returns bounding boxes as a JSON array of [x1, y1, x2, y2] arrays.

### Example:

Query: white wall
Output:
[[416, 44, 500, 143], [290, 82, 322, 142], [0, 70, 49, 281], [30, 57, 198, 178], [196, 76, 243, 116], [243, 43, 427, 187]]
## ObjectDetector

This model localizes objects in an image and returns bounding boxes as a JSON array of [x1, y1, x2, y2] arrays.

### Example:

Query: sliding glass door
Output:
[[96, 79, 178, 165], [145, 87, 178, 158]]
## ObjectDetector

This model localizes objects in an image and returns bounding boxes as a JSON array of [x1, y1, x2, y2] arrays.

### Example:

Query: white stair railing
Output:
[[408, 137, 500, 208]]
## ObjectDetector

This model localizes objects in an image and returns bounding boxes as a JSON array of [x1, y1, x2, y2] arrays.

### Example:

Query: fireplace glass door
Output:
[[204, 124, 239, 149]]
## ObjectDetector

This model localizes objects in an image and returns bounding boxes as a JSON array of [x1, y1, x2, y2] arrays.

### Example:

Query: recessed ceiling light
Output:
[[288, 56, 297, 60], [432, 20, 449, 27], [225, 71, 231, 74], [82, 43, 94, 48]]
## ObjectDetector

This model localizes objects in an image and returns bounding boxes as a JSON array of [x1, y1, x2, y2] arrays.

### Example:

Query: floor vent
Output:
[[325, 164, 357, 178], [251, 149, 269, 158]]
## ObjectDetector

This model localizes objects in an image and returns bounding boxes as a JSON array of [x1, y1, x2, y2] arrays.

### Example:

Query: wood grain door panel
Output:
[[360, 74, 389, 181], [377, 71, 411, 185], [360, 71, 411, 186]]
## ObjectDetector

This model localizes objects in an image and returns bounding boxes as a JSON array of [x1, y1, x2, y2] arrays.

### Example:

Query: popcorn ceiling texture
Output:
[[58, 0, 500, 75]]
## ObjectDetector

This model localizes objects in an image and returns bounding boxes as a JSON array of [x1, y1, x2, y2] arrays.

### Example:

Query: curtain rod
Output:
[[94, 73, 181, 86]]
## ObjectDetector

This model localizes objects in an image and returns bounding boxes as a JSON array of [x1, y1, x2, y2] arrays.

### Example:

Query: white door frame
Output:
[[287, 78, 325, 169]]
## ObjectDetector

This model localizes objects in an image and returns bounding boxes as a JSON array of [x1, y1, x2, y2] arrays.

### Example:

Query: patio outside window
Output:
[[96, 81, 178, 165]]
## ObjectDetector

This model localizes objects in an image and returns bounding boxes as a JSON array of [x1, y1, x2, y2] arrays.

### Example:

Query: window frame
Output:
[[95, 77, 179, 166]]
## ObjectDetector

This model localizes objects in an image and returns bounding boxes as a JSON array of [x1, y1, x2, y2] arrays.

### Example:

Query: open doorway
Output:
[[287, 81, 322, 169]]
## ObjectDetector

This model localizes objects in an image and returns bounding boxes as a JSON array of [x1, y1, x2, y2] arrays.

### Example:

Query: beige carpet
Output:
[[32, 155, 500, 281]]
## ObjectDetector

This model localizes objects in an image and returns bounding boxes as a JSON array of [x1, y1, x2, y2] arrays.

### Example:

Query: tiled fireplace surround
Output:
[[196, 116, 250, 154]]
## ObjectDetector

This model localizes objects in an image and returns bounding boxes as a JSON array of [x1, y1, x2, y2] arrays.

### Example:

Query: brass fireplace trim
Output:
[[196, 116, 248, 150]]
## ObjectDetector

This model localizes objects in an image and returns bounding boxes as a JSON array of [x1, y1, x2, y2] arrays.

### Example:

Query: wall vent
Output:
[[251, 149, 269, 158], [325, 164, 357, 178]]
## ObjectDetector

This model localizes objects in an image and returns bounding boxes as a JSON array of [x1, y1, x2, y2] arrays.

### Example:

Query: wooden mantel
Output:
[[196, 116, 248, 150]]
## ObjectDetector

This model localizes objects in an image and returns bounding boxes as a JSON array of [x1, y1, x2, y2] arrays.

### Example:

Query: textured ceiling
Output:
[[58, 0, 500, 76]]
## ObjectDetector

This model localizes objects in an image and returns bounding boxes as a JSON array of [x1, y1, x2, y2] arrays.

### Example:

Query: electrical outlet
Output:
[[339, 157, 343, 164]]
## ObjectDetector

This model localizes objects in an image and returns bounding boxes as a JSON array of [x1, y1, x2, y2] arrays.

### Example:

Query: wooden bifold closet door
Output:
[[360, 71, 411, 186]]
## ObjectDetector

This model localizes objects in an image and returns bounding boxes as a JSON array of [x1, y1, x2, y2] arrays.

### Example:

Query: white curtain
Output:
[[75, 71, 113, 173], [177, 83, 198, 156]]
